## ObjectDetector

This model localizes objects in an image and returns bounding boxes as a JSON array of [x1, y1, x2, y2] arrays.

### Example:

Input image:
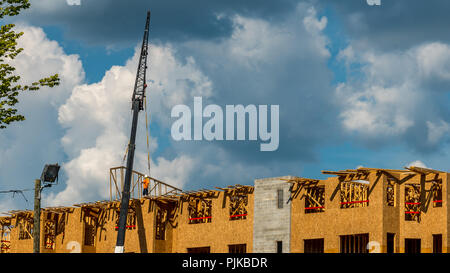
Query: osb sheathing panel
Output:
[[381, 174, 401, 253], [5, 199, 175, 253], [4, 173, 448, 254], [85, 199, 154, 253], [9, 214, 33, 253], [56, 209, 83, 253], [397, 172, 448, 253], [172, 191, 254, 253], [291, 171, 449, 253], [120, 199, 155, 253], [290, 172, 385, 253], [90, 207, 116, 253], [153, 201, 176, 253], [89, 199, 175, 253]]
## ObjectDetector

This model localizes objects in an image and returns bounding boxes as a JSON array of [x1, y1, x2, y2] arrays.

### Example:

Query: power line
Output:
[[0, 188, 33, 203]]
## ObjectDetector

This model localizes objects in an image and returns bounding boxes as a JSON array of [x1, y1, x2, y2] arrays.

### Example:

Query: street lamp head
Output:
[[40, 163, 60, 183]]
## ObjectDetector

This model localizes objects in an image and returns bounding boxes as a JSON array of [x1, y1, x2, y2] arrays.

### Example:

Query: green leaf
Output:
[[0, 0, 61, 129]]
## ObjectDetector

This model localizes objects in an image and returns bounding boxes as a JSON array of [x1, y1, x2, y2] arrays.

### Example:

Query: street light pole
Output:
[[33, 179, 41, 253], [32, 163, 60, 253]]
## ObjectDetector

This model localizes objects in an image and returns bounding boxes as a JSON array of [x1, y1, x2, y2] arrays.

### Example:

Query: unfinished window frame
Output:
[[386, 178, 396, 207], [405, 238, 421, 253], [229, 194, 248, 221], [17, 217, 33, 240], [276, 241, 283, 253], [82, 207, 101, 247], [387, 233, 395, 254], [187, 246, 211, 253], [433, 234, 442, 253], [340, 182, 369, 209], [188, 197, 212, 224], [277, 189, 283, 209], [155, 208, 166, 240], [43, 213, 58, 250], [84, 222, 96, 246], [340, 233, 369, 253], [304, 185, 325, 214], [56, 212, 67, 237], [432, 180, 443, 208], [0, 218, 12, 253], [404, 184, 421, 222], [228, 244, 247, 253], [114, 206, 137, 231], [304, 238, 324, 253]]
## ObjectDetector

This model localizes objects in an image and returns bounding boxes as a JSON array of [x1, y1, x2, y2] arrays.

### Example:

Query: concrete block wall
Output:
[[253, 176, 293, 253]]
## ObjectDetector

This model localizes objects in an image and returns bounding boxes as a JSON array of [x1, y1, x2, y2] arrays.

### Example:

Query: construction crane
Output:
[[115, 10, 151, 254]]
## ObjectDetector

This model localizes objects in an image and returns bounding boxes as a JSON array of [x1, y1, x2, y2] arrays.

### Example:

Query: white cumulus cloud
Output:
[[47, 43, 212, 206], [407, 160, 427, 168], [337, 42, 450, 149], [0, 24, 84, 212]]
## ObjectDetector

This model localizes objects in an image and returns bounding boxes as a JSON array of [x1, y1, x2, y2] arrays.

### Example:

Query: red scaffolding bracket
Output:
[[340, 200, 369, 205], [230, 214, 247, 218], [305, 206, 325, 210], [189, 216, 212, 221]]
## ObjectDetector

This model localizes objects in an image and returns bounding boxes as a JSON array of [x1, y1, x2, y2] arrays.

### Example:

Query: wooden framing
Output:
[[187, 197, 212, 224], [155, 208, 166, 240], [283, 177, 320, 203], [322, 169, 370, 182], [404, 184, 421, 221], [0, 165, 448, 253], [43, 212, 58, 250], [339, 182, 369, 209], [304, 238, 324, 253], [322, 166, 446, 212], [228, 194, 248, 220], [228, 244, 247, 253], [10, 211, 34, 240], [432, 180, 443, 208], [304, 185, 325, 213], [109, 166, 182, 201], [340, 233, 369, 253], [177, 189, 220, 224], [386, 178, 396, 206], [42, 207, 74, 241], [0, 217, 12, 253], [215, 185, 253, 221]]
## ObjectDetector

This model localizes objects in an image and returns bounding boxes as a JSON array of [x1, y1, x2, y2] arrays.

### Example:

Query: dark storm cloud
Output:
[[12, 1, 450, 52], [16, 0, 299, 47], [318, 0, 450, 50], [151, 4, 342, 186], [15, 1, 450, 51]]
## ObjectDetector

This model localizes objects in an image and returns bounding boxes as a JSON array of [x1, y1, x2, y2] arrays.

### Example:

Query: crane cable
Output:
[[144, 95, 151, 176]]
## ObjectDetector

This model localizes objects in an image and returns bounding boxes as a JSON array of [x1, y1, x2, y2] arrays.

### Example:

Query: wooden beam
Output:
[[322, 171, 354, 175], [357, 167, 406, 173], [405, 166, 442, 175], [281, 177, 320, 184]]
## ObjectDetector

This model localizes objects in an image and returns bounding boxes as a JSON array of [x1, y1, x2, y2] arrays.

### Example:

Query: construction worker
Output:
[[142, 175, 150, 196]]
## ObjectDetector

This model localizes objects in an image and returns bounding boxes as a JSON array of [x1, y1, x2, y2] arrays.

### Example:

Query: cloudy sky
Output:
[[1, 0, 450, 212]]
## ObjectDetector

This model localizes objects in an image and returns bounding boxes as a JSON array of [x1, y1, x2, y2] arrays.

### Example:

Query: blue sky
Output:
[[1, 0, 450, 212]]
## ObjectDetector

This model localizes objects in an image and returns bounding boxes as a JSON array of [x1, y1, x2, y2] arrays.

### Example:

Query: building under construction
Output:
[[0, 165, 448, 253]]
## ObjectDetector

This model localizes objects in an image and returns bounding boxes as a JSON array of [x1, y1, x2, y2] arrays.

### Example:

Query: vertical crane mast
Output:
[[115, 10, 151, 254]]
